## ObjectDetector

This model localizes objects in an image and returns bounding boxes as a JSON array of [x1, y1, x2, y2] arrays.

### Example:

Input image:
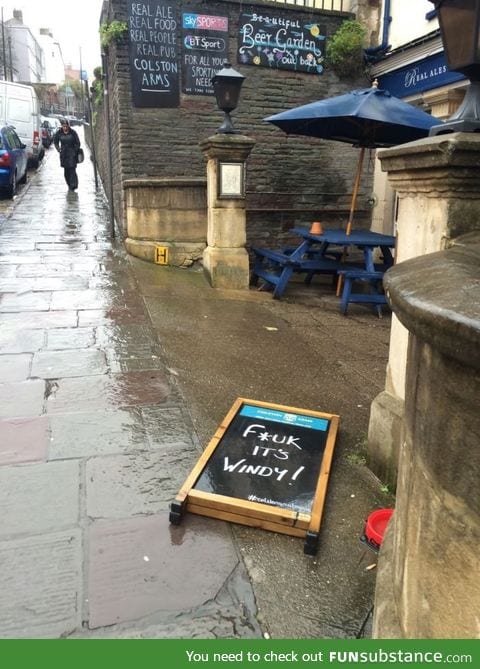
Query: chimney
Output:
[[40, 28, 53, 37], [13, 10, 23, 23]]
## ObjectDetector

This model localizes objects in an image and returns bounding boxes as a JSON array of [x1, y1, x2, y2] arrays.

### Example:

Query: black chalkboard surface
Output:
[[182, 11, 229, 95], [170, 398, 339, 555], [128, 0, 180, 108]]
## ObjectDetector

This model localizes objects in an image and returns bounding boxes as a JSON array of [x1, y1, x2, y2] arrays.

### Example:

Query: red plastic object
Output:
[[365, 508, 394, 547]]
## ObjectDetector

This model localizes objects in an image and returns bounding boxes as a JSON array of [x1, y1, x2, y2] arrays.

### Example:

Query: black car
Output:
[[40, 117, 55, 148]]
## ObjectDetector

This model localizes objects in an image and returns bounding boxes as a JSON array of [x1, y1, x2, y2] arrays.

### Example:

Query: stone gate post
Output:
[[199, 134, 255, 290], [367, 134, 480, 486], [373, 232, 480, 638]]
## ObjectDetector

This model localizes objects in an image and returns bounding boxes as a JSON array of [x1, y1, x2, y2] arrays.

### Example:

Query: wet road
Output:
[[0, 140, 260, 638]]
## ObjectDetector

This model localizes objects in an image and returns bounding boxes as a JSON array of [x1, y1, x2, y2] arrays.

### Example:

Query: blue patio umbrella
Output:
[[265, 84, 442, 148], [265, 83, 443, 234]]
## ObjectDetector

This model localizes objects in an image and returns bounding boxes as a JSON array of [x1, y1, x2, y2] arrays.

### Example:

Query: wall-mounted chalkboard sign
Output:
[[237, 11, 327, 74], [170, 398, 339, 555], [182, 11, 229, 95], [128, 0, 180, 107]]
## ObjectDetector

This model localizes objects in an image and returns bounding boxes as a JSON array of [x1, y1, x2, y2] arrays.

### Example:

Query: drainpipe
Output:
[[364, 0, 392, 62]]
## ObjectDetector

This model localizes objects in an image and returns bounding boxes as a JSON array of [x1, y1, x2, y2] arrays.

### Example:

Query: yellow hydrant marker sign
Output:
[[155, 246, 169, 265]]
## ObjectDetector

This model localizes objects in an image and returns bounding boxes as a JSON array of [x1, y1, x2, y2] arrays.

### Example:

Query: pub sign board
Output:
[[182, 11, 229, 95], [170, 398, 339, 555], [128, 0, 180, 107], [237, 11, 327, 74]]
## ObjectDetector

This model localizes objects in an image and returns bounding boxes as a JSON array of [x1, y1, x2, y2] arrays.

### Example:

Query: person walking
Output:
[[53, 119, 81, 191]]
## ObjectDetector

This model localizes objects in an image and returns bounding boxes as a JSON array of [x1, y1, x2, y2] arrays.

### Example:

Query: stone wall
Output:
[[373, 232, 480, 638], [94, 0, 373, 251]]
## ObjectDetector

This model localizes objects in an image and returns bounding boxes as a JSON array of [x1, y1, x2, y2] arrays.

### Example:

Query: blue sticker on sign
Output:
[[240, 405, 329, 431]]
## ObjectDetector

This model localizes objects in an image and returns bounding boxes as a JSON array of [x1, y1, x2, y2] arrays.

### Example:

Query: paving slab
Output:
[[0, 379, 45, 418], [45, 327, 96, 350], [0, 460, 80, 537], [86, 449, 197, 519], [0, 291, 52, 312], [0, 328, 45, 353], [141, 406, 194, 449], [0, 416, 49, 465], [49, 408, 148, 459], [31, 349, 108, 379], [0, 353, 32, 381], [77, 308, 149, 327], [87, 513, 241, 629], [45, 371, 176, 414], [0, 310, 78, 329], [71, 561, 259, 638], [0, 529, 82, 638]]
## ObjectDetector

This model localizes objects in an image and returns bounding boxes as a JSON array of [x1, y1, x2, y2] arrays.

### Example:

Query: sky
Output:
[[1, 0, 104, 78]]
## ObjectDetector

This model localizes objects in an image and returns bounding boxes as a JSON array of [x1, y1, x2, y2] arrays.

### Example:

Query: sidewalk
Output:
[[0, 139, 392, 639]]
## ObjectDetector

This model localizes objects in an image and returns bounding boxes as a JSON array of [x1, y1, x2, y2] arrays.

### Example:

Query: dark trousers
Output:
[[64, 167, 78, 190]]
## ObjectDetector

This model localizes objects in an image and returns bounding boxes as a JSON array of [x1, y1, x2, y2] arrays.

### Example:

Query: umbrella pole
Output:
[[346, 146, 365, 236], [336, 147, 366, 296]]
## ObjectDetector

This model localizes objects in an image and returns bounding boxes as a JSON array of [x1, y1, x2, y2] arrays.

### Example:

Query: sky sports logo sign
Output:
[[182, 13, 228, 32]]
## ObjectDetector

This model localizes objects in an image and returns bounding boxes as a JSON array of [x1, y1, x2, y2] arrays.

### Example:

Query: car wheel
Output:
[[18, 168, 27, 185], [6, 171, 16, 198]]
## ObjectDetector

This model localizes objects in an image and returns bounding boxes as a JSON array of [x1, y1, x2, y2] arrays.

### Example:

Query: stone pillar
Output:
[[373, 232, 480, 638], [368, 134, 480, 486], [199, 134, 255, 290]]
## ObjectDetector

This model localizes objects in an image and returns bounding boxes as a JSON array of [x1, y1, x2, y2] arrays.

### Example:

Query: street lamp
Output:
[[211, 62, 245, 134], [429, 0, 480, 133]]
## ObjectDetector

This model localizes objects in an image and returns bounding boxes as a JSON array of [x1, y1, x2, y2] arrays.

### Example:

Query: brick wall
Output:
[[94, 0, 373, 247]]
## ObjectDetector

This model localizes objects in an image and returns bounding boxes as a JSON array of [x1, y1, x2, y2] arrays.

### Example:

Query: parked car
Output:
[[47, 117, 62, 137], [0, 125, 28, 197], [41, 116, 55, 148], [0, 80, 44, 167]]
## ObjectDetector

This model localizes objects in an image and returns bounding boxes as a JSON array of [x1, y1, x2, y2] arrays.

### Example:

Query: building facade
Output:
[[37, 28, 65, 85], [6, 10, 44, 83], [369, 0, 467, 237]]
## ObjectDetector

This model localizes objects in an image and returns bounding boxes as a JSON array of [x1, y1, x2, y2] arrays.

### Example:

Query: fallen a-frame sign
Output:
[[170, 398, 339, 555]]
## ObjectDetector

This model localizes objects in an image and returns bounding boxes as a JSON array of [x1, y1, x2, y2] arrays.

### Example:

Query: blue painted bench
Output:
[[250, 246, 353, 299], [338, 269, 388, 317]]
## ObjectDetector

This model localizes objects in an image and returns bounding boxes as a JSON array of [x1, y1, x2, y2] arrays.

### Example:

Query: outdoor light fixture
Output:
[[211, 62, 245, 134], [429, 0, 480, 133]]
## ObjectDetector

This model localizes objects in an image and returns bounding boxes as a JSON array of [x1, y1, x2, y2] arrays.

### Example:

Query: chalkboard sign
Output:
[[128, 0, 180, 107], [237, 11, 327, 74], [182, 11, 229, 95], [170, 398, 339, 555]]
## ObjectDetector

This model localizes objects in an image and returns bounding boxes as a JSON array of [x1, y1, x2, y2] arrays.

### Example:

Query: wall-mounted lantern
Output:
[[429, 0, 480, 133], [211, 62, 245, 134]]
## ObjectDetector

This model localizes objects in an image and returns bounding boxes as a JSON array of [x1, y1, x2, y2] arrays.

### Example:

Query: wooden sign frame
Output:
[[170, 398, 339, 555]]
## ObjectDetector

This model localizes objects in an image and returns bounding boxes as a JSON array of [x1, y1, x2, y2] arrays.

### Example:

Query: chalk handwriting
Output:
[[128, 1, 179, 105], [242, 423, 302, 449]]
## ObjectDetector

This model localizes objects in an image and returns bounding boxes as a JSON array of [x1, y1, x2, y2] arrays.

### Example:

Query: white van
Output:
[[0, 81, 44, 167]]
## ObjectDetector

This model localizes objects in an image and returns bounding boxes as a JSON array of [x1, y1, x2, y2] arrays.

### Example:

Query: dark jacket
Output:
[[53, 127, 80, 168]]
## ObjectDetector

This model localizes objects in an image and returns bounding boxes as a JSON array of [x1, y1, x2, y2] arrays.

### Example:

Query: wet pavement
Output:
[[0, 134, 393, 638]]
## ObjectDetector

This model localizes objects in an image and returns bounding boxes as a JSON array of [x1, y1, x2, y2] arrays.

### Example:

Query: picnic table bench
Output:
[[250, 227, 396, 315]]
